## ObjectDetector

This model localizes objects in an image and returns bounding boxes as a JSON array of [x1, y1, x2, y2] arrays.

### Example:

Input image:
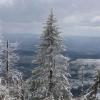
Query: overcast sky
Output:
[[0, 0, 100, 36]]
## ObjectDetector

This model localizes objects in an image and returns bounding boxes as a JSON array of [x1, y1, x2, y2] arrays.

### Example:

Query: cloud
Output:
[[0, 0, 100, 36], [90, 16, 100, 26], [62, 15, 83, 25], [0, 0, 14, 7], [60, 14, 100, 36], [62, 14, 100, 27]]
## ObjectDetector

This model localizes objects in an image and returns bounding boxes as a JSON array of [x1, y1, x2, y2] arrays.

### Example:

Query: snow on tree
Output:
[[78, 65, 85, 97], [0, 33, 6, 74], [28, 10, 72, 100], [0, 35, 24, 100], [83, 69, 100, 100]]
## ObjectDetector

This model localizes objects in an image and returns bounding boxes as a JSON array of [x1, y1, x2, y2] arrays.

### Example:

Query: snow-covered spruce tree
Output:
[[84, 70, 100, 100], [0, 40, 24, 100], [29, 11, 72, 100]]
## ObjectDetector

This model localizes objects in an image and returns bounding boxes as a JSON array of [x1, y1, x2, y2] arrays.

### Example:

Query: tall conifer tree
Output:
[[30, 10, 72, 100]]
